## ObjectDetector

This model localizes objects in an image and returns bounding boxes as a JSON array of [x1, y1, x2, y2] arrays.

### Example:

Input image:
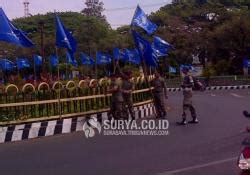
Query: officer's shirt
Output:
[[151, 77, 167, 94], [110, 80, 124, 102]]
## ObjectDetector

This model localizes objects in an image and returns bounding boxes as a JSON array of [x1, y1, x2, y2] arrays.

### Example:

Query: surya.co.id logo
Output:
[[83, 117, 102, 138]]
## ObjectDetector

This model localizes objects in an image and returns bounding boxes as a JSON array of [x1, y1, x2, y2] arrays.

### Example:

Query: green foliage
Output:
[[151, 1, 250, 75], [81, 0, 105, 20]]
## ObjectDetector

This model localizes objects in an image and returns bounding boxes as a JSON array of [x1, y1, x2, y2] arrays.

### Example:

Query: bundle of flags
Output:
[[130, 5, 173, 68]]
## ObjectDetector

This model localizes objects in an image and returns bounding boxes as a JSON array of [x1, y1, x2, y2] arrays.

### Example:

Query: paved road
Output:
[[1, 90, 250, 175]]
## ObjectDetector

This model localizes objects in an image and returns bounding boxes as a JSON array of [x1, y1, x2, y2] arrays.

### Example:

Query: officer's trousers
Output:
[[123, 95, 135, 119], [153, 93, 167, 118], [182, 104, 196, 119]]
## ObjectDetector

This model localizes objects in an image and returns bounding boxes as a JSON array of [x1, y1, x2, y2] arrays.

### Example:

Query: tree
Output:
[[81, 0, 105, 20]]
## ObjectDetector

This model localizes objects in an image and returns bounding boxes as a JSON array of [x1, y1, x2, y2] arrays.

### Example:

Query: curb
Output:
[[167, 85, 250, 92], [0, 103, 155, 143]]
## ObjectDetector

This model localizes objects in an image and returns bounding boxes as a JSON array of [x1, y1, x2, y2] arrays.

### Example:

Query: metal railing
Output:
[[0, 80, 151, 122], [1, 75, 250, 122], [165, 75, 250, 88]]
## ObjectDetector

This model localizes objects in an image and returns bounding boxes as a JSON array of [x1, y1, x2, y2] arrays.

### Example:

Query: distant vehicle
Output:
[[238, 112, 250, 172], [193, 77, 205, 91]]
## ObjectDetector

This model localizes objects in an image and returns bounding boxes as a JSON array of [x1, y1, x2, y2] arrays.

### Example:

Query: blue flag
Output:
[[243, 57, 250, 68], [0, 59, 15, 71], [80, 53, 95, 65], [114, 48, 126, 61], [50, 55, 59, 67], [169, 66, 177, 73], [55, 15, 77, 53], [132, 30, 157, 67], [125, 49, 141, 65], [33, 55, 43, 67], [96, 52, 112, 65], [131, 5, 158, 35], [152, 36, 172, 57], [113, 48, 126, 61], [66, 51, 77, 67], [113, 48, 120, 60], [0, 8, 34, 47], [16, 58, 30, 70]]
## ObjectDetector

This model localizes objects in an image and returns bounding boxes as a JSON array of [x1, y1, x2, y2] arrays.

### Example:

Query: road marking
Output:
[[211, 93, 216, 97], [231, 93, 243, 98], [158, 157, 238, 175]]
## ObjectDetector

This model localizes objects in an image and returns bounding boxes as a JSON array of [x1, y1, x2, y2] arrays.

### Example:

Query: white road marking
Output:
[[211, 93, 216, 97], [158, 157, 238, 175], [231, 93, 244, 98]]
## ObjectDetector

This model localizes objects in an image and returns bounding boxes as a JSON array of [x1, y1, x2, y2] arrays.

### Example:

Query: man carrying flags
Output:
[[151, 71, 168, 119], [108, 73, 125, 120], [121, 71, 135, 120]]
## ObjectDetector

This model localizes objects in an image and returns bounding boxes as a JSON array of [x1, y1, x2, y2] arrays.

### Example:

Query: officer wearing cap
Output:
[[108, 73, 125, 120], [177, 67, 198, 125], [151, 72, 168, 119], [121, 71, 135, 120]]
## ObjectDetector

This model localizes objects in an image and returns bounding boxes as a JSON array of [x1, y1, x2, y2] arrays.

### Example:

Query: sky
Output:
[[0, 0, 171, 28]]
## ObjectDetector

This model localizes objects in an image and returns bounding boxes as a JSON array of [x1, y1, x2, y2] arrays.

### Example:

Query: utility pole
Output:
[[23, 0, 30, 18]]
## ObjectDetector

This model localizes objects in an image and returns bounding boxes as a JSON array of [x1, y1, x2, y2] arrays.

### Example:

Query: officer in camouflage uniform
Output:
[[108, 74, 125, 120], [151, 72, 168, 119], [177, 68, 198, 125], [121, 71, 135, 120]]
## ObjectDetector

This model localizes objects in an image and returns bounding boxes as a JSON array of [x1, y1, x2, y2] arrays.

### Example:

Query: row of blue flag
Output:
[[0, 55, 42, 71], [0, 5, 172, 70]]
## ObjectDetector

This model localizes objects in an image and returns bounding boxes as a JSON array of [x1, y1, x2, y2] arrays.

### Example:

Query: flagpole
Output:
[[33, 56, 36, 85], [50, 56, 53, 81], [95, 51, 97, 79], [54, 10, 62, 119], [55, 47, 62, 119], [114, 51, 120, 74]]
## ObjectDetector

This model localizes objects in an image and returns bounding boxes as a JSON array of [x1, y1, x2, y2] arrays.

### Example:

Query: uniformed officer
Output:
[[108, 74, 125, 120], [177, 68, 198, 125], [151, 72, 168, 119], [121, 71, 135, 120]]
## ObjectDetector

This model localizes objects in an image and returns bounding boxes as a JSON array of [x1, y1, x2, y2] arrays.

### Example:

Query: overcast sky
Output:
[[0, 0, 171, 28]]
